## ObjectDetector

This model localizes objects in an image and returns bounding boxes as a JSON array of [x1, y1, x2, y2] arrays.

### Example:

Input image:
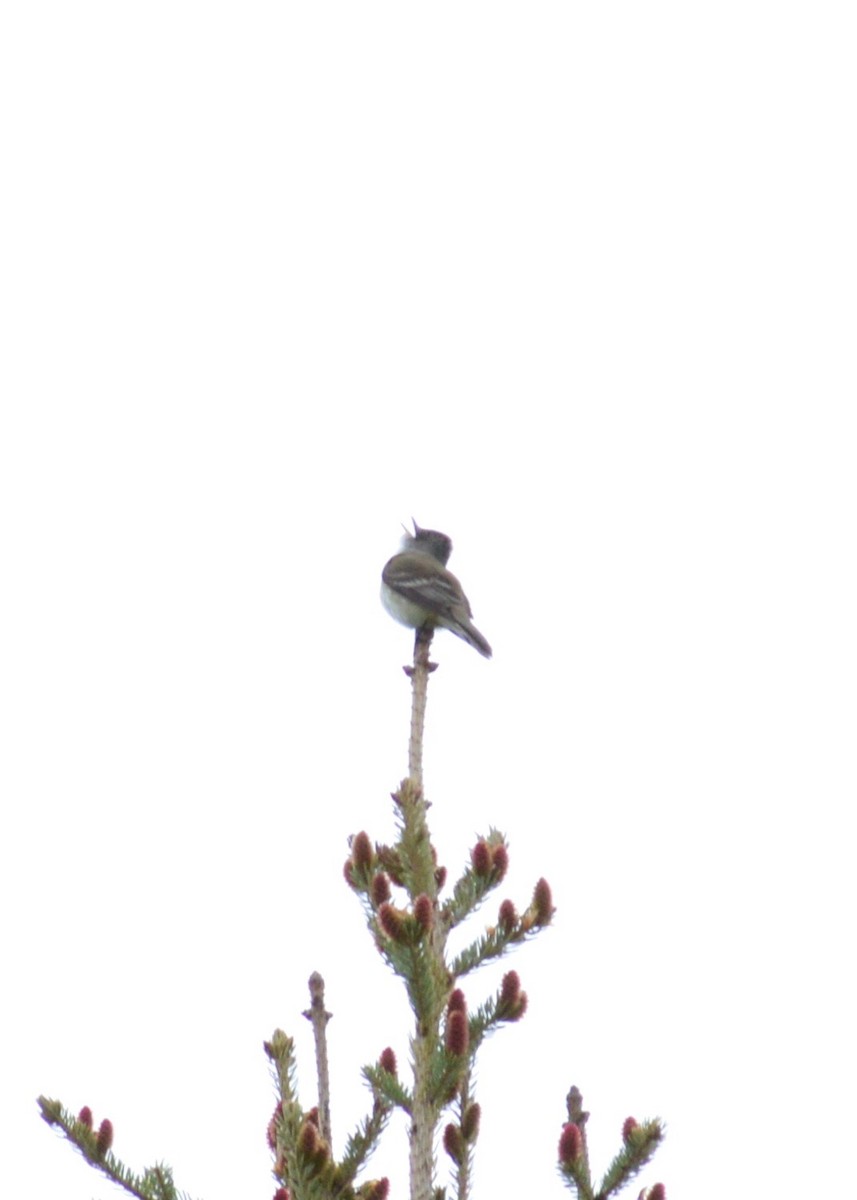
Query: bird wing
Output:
[[381, 553, 473, 619]]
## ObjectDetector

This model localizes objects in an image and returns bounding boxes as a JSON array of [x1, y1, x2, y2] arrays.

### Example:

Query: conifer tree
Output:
[[39, 625, 665, 1199]]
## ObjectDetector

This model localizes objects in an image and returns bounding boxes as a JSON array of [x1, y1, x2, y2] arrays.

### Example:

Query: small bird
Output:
[[381, 522, 492, 658]]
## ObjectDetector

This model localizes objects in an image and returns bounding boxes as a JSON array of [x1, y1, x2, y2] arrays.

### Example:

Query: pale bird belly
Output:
[[381, 583, 437, 630]]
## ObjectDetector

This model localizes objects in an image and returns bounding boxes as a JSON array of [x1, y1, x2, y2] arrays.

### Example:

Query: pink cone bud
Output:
[[267, 1101, 283, 1150], [623, 1116, 639, 1143], [78, 1106, 93, 1128], [498, 899, 517, 931], [501, 970, 520, 1002], [461, 1102, 481, 1141], [352, 831, 373, 870], [558, 1122, 583, 1165], [379, 1047, 397, 1076], [445, 1009, 469, 1056], [435, 865, 448, 890], [443, 1122, 464, 1164], [297, 1120, 318, 1157], [371, 873, 391, 905], [497, 970, 521, 1018], [414, 893, 434, 932], [378, 902, 406, 942], [647, 1186, 666, 1200], [95, 1118, 113, 1156], [273, 1189, 290, 1200], [447, 988, 466, 1015], [471, 841, 491, 875], [511, 991, 528, 1020], [533, 877, 554, 924]]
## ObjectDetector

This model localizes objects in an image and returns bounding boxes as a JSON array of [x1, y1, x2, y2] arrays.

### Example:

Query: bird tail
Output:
[[453, 619, 493, 659]]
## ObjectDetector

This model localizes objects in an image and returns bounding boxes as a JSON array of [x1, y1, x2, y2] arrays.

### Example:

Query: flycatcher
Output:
[[381, 522, 493, 658]]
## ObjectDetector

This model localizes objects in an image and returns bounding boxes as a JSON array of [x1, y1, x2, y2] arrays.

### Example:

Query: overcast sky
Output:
[[2, 5, 855, 1199]]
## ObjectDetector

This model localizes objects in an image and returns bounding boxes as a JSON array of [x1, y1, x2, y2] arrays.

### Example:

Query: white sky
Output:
[[2, 5, 855, 1199]]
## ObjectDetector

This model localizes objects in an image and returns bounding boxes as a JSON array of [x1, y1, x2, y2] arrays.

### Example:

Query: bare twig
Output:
[[303, 971, 332, 1145], [402, 627, 445, 1200], [405, 625, 436, 786]]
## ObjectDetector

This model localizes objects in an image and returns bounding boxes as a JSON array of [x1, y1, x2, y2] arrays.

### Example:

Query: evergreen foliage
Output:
[[38, 626, 666, 1199]]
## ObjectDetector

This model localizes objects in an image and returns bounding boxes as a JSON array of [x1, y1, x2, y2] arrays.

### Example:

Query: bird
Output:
[[381, 522, 492, 658]]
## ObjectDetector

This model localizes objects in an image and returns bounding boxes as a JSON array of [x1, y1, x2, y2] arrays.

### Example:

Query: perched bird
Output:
[[381, 522, 492, 658]]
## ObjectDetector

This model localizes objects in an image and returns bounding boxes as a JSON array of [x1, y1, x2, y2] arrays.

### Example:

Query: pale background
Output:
[[2, 5, 854, 1198]]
